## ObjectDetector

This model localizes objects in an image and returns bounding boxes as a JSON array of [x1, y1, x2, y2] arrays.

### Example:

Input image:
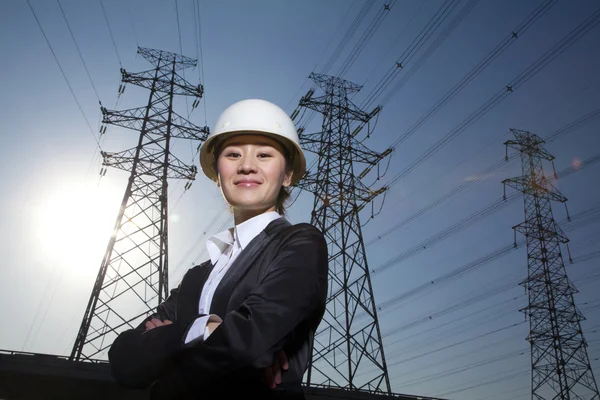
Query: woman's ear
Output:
[[282, 170, 293, 188]]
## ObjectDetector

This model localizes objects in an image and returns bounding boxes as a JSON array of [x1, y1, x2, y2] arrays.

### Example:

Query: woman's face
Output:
[[216, 134, 292, 219]]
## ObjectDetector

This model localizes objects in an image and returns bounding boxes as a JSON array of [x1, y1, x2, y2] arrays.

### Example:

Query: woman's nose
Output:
[[237, 154, 257, 173]]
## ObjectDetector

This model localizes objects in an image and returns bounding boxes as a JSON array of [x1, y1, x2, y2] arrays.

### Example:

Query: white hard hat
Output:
[[200, 99, 306, 185]]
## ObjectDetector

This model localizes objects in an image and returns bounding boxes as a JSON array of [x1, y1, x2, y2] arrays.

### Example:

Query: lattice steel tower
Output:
[[70, 47, 209, 362], [293, 72, 392, 393], [502, 129, 599, 399]]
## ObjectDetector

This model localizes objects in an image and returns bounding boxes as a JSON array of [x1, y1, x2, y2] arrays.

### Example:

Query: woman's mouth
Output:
[[235, 180, 261, 187]]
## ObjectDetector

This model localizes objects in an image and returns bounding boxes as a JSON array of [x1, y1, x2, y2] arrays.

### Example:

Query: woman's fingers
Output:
[[278, 350, 289, 370], [273, 362, 282, 385], [264, 353, 289, 388], [145, 318, 171, 330], [145, 318, 160, 330]]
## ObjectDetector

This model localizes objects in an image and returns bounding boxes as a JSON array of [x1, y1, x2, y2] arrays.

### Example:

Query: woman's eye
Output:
[[258, 153, 272, 158], [225, 152, 240, 158]]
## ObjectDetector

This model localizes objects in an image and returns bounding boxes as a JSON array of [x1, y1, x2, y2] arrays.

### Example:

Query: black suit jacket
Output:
[[108, 218, 328, 399]]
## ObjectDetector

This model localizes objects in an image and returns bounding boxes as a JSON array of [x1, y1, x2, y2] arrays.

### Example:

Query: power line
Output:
[[56, 0, 101, 104], [293, 1, 391, 132], [395, 349, 526, 390], [337, 1, 398, 78], [379, 243, 518, 309], [372, 152, 600, 274], [574, 249, 600, 264], [358, 0, 428, 91], [387, 322, 525, 368], [378, 0, 482, 108], [388, 0, 559, 149], [384, 6, 600, 189], [284, 0, 358, 112], [436, 368, 529, 398], [373, 195, 519, 274], [175, 0, 184, 56], [360, 0, 461, 110], [365, 204, 600, 358], [388, 325, 524, 383], [368, 104, 600, 249], [295, 0, 466, 181], [385, 298, 523, 360], [320, 0, 375, 75], [194, 0, 207, 125], [98, 0, 122, 67], [382, 273, 522, 339], [384, 295, 523, 349], [26, 0, 101, 149], [124, 0, 139, 48], [174, 0, 191, 119]]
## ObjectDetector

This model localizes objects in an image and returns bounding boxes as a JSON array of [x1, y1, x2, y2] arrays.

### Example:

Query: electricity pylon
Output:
[[293, 72, 392, 393], [502, 129, 599, 399], [70, 47, 209, 362]]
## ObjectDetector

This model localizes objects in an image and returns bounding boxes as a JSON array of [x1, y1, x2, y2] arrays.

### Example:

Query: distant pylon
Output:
[[293, 72, 392, 393], [502, 129, 599, 399], [70, 47, 209, 362]]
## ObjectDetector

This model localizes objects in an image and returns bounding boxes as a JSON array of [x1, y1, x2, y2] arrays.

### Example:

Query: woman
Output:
[[108, 99, 329, 399]]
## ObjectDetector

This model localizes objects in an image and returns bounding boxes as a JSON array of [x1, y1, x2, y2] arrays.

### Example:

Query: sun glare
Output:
[[33, 180, 123, 274]]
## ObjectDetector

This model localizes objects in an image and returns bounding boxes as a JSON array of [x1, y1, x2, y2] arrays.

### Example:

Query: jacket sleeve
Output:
[[108, 281, 191, 389], [158, 224, 328, 391]]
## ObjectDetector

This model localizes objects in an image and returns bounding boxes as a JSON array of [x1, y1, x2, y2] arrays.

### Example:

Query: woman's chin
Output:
[[229, 199, 270, 212]]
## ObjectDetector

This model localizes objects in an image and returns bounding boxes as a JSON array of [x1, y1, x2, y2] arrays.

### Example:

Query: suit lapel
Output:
[[210, 218, 291, 317]]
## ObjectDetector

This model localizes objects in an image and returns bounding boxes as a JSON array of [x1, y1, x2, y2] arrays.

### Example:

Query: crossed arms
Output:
[[108, 226, 328, 392]]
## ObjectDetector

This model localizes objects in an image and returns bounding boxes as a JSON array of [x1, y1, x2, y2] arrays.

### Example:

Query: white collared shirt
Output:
[[184, 211, 282, 345]]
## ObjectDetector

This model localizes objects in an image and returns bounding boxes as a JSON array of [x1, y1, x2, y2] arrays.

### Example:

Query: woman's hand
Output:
[[206, 320, 221, 335], [145, 318, 173, 330], [264, 350, 289, 389]]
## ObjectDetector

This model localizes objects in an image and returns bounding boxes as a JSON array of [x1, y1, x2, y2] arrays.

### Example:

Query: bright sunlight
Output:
[[32, 178, 124, 274]]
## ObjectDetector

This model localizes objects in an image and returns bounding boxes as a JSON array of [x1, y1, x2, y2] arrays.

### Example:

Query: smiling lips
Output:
[[235, 179, 261, 187]]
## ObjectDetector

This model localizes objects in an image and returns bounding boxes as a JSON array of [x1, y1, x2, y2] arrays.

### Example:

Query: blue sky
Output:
[[1, 1, 600, 399]]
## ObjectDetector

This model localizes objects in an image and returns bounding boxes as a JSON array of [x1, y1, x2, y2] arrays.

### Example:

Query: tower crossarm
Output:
[[300, 96, 371, 123], [298, 132, 327, 155], [512, 219, 570, 244], [121, 68, 203, 98], [308, 72, 363, 94], [504, 129, 555, 162], [295, 170, 385, 210], [101, 106, 209, 141], [300, 132, 389, 165], [101, 148, 197, 180], [502, 177, 568, 203], [349, 139, 390, 166], [137, 47, 197, 70]]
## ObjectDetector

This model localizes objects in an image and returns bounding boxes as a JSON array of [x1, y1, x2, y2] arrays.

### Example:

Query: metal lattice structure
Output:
[[294, 72, 392, 393], [502, 129, 599, 399], [70, 47, 209, 362]]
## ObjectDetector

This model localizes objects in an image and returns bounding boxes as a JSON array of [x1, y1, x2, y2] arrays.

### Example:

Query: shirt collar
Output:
[[234, 211, 282, 250], [205, 228, 234, 266], [205, 211, 282, 265]]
